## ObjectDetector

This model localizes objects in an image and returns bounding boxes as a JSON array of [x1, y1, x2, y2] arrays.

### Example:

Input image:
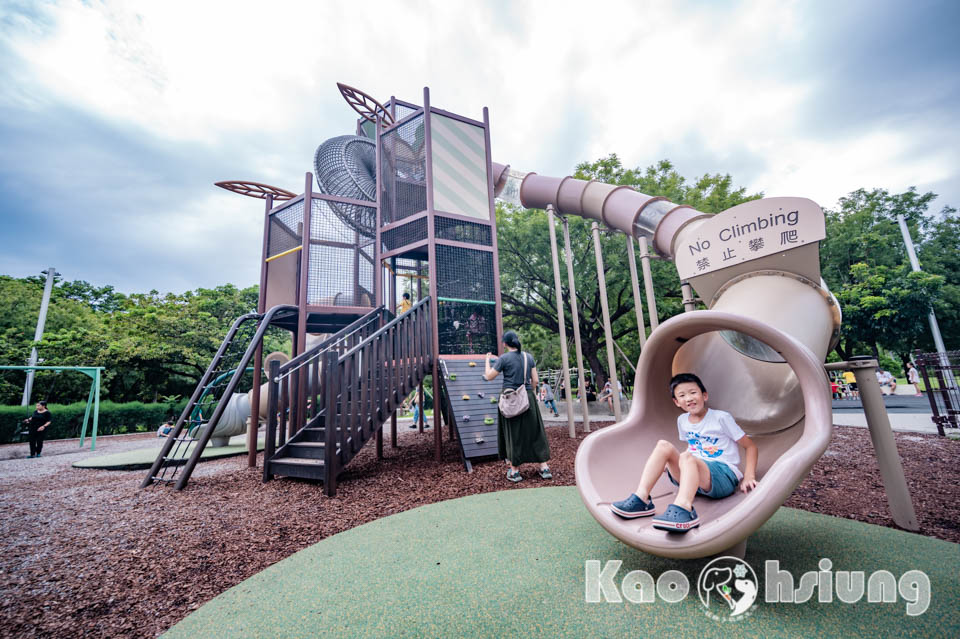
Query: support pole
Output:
[[91, 367, 100, 451], [79, 377, 95, 447], [390, 257, 398, 449], [848, 357, 919, 531], [250, 193, 273, 467], [681, 282, 696, 313], [638, 236, 659, 331], [561, 217, 590, 432], [547, 207, 576, 438], [22, 266, 57, 407], [625, 236, 647, 348], [591, 223, 621, 421]]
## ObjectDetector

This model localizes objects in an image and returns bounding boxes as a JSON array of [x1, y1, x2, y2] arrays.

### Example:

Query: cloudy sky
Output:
[[1, 0, 957, 294]]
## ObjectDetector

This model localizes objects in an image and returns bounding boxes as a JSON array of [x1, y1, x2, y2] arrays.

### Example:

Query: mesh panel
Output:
[[436, 246, 495, 302], [394, 103, 419, 120], [380, 114, 427, 225], [307, 199, 375, 307], [437, 301, 497, 355], [383, 217, 428, 251], [435, 216, 492, 246], [268, 201, 304, 258]]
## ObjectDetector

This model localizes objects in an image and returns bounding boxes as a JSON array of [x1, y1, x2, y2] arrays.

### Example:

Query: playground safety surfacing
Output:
[[165, 486, 958, 638]]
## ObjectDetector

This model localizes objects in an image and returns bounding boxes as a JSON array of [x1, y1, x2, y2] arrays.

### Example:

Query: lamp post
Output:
[[22, 267, 59, 407]]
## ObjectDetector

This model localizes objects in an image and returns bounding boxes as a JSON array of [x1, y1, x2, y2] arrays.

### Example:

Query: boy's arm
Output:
[[737, 434, 758, 492]]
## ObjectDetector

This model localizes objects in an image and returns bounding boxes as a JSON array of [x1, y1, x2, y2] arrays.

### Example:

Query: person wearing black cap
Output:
[[484, 330, 552, 483]]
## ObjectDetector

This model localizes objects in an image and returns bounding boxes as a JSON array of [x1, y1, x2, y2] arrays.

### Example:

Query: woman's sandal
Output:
[[507, 469, 523, 483], [539, 467, 553, 480]]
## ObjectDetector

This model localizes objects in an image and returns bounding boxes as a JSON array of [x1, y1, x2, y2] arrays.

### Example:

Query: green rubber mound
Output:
[[165, 486, 959, 638], [72, 436, 264, 470]]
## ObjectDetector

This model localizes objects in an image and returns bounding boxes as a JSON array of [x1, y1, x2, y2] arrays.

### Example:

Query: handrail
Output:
[[276, 307, 386, 382], [340, 297, 430, 361], [172, 304, 300, 490]]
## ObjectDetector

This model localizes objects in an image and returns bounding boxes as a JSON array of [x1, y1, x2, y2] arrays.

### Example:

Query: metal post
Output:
[[249, 193, 273, 467], [547, 207, 576, 438], [897, 214, 952, 386], [22, 267, 57, 406], [591, 223, 622, 421], [638, 236, 659, 331], [681, 282, 696, 312], [849, 357, 920, 531], [79, 377, 95, 447], [390, 257, 398, 448], [625, 236, 647, 348], [91, 367, 100, 451], [424, 86, 442, 461], [561, 218, 590, 432]]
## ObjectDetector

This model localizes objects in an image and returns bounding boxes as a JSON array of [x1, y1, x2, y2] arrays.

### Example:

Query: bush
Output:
[[0, 401, 188, 444]]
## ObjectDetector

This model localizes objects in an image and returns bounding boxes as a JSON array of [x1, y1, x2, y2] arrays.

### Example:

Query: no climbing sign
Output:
[[673, 197, 826, 281]]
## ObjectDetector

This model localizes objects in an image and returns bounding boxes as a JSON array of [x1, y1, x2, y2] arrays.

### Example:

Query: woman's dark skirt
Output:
[[498, 388, 551, 465]]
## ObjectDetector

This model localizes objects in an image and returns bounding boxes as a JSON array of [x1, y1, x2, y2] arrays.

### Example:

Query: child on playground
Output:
[[609, 373, 758, 532]]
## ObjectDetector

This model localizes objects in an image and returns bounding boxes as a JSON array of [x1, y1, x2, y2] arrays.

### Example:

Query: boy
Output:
[[609, 373, 758, 532]]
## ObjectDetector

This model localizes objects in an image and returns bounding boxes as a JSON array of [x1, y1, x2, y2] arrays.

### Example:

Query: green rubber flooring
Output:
[[165, 486, 959, 638], [72, 436, 264, 470]]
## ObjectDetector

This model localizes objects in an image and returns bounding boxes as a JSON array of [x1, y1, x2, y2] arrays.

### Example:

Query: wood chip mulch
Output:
[[0, 424, 957, 638]]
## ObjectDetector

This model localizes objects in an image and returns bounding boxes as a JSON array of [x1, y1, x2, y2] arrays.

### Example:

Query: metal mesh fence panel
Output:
[[380, 114, 427, 225], [435, 216, 492, 246], [268, 200, 304, 258], [307, 199, 375, 306], [394, 102, 419, 120], [436, 245, 495, 302], [383, 217, 428, 251], [437, 300, 497, 355]]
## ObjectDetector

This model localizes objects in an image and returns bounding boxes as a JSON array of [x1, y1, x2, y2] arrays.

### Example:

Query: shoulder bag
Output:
[[498, 352, 530, 418]]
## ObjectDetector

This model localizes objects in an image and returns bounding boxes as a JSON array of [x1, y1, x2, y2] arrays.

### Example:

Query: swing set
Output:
[[0, 365, 103, 449]]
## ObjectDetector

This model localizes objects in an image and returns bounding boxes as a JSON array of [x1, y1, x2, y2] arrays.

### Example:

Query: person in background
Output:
[[158, 420, 175, 438], [841, 370, 859, 399], [541, 381, 559, 417], [877, 369, 896, 395], [398, 292, 412, 314], [906, 362, 923, 397], [23, 401, 51, 458]]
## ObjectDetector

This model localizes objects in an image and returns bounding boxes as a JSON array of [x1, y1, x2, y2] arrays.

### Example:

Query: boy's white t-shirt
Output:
[[677, 408, 746, 480]]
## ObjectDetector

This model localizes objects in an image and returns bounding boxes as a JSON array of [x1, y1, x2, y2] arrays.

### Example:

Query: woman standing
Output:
[[484, 331, 552, 483]]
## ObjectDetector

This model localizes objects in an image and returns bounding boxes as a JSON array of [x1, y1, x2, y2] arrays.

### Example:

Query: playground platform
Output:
[[164, 486, 958, 638]]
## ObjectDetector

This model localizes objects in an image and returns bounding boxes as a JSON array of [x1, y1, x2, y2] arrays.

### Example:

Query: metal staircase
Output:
[[264, 297, 433, 495]]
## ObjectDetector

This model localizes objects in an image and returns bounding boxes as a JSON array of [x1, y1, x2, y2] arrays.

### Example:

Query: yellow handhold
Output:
[[462, 394, 470, 400], [468, 361, 477, 367]]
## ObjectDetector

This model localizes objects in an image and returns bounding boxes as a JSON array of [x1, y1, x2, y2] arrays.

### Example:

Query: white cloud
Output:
[[1, 0, 957, 291]]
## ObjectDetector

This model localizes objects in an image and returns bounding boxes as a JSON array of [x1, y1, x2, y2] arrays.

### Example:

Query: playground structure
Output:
[[137, 82, 919, 561]]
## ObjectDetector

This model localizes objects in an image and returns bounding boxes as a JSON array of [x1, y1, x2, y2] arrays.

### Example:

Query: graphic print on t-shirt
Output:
[[687, 433, 723, 458]]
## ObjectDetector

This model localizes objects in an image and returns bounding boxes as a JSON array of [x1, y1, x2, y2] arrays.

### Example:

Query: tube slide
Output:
[[492, 163, 840, 557]]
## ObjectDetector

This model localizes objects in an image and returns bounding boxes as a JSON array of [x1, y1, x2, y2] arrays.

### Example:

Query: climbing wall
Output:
[[439, 359, 502, 471]]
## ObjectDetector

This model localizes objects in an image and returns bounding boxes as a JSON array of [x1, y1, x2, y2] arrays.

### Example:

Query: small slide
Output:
[[491, 164, 843, 558]]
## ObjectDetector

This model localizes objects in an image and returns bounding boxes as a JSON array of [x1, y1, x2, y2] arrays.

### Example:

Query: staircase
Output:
[[141, 304, 299, 490], [264, 297, 433, 495]]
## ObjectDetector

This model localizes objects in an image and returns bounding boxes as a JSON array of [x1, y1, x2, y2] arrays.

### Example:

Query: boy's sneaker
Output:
[[610, 494, 655, 519], [652, 504, 699, 532]]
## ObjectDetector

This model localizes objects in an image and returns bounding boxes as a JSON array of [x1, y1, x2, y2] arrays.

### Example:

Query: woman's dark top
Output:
[[493, 351, 534, 391], [27, 410, 51, 431]]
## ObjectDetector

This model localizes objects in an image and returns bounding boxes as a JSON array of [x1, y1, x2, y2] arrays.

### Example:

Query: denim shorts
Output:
[[666, 459, 740, 499]]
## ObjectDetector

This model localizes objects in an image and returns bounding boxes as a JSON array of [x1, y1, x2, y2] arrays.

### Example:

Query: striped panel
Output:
[[430, 114, 490, 220]]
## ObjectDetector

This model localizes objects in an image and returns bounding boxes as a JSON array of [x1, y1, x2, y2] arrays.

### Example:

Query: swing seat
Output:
[[575, 310, 833, 559]]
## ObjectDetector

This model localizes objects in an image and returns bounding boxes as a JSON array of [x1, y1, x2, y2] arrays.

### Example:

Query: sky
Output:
[[1, 0, 958, 294]]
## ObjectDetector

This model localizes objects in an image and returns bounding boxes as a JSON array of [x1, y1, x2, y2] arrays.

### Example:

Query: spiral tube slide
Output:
[[490, 161, 845, 557], [574, 311, 833, 558]]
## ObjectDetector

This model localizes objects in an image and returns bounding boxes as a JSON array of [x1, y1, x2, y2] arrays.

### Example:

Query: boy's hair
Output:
[[670, 373, 706, 397]]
